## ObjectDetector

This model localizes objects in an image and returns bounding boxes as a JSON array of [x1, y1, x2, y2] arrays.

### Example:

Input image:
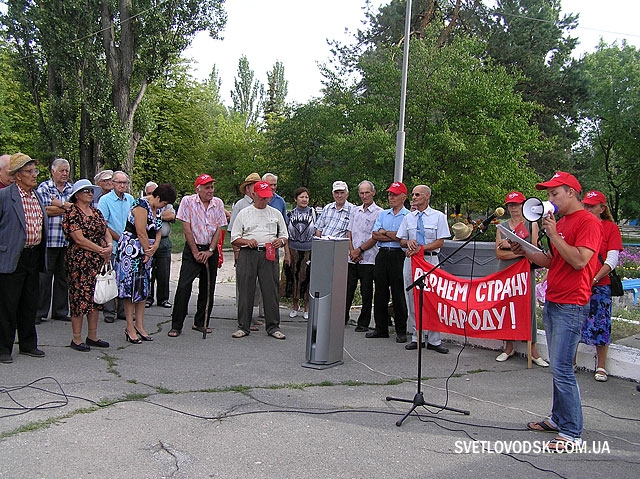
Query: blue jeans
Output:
[[543, 301, 589, 442]]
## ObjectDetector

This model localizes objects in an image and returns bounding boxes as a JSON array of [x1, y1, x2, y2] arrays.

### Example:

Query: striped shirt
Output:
[[177, 194, 227, 245], [18, 185, 44, 247], [36, 179, 72, 248], [315, 201, 354, 238]]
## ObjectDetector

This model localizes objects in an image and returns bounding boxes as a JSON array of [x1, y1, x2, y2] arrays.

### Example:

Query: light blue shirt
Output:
[[98, 190, 135, 245], [373, 207, 410, 249], [268, 193, 288, 224]]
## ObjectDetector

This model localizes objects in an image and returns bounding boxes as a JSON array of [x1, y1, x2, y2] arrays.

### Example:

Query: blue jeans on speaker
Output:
[[543, 301, 589, 442]]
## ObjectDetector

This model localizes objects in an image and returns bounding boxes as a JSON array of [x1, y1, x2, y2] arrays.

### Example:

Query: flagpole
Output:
[[394, 0, 412, 183]]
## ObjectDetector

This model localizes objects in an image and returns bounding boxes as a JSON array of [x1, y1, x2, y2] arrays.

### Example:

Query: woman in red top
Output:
[[580, 191, 623, 382]]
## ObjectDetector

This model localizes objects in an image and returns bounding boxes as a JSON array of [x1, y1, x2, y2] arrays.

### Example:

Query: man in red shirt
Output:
[[512, 172, 601, 451]]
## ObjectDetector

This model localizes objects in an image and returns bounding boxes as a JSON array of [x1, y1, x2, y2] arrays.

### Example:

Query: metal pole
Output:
[[394, 0, 412, 183]]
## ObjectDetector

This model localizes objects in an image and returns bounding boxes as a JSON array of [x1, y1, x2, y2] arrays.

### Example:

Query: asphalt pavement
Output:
[[1, 251, 639, 478]]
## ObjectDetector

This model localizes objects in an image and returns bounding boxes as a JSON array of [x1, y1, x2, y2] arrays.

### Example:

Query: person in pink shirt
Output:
[[168, 174, 227, 337]]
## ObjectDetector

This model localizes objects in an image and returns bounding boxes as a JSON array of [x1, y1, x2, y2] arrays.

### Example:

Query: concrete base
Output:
[[441, 329, 640, 381]]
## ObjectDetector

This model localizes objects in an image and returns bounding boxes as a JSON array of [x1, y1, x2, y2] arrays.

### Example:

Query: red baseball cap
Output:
[[504, 191, 526, 204], [582, 190, 607, 205], [386, 182, 407, 195], [535, 171, 581, 193], [253, 181, 273, 198], [195, 174, 216, 188]]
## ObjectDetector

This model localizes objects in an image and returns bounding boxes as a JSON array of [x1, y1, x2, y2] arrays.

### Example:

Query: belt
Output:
[[23, 244, 41, 249], [378, 247, 402, 252], [255, 245, 266, 252], [424, 251, 439, 256]]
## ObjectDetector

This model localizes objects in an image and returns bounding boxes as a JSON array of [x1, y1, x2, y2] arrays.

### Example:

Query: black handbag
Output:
[[598, 254, 624, 297], [608, 268, 624, 297]]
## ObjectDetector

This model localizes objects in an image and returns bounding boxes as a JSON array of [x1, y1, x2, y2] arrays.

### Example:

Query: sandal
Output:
[[594, 367, 608, 382], [250, 325, 260, 331], [527, 420, 559, 433], [192, 325, 212, 334], [232, 329, 248, 338], [270, 330, 286, 340], [167, 329, 181, 337]]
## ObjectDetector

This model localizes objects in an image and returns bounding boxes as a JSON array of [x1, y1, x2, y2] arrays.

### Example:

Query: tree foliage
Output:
[[1, 0, 226, 178], [230, 55, 263, 128], [574, 41, 640, 222]]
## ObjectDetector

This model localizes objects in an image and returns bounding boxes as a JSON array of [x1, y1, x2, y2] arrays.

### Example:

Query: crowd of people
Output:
[[0, 154, 625, 422]]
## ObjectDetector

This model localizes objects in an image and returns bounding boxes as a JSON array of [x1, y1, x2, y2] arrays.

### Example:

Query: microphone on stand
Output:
[[479, 207, 505, 231]]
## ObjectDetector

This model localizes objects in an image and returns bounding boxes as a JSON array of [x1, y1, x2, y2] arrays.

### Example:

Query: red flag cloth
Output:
[[410, 256, 531, 340], [217, 229, 226, 268]]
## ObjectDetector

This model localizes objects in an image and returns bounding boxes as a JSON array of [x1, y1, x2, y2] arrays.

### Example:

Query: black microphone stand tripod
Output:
[[386, 223, 498, 426]]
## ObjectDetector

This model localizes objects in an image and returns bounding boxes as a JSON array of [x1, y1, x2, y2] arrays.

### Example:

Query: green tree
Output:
[[230, 55, 264, 128], [575, 41, 640, 222], [485, 0, 582, 178], [264, 60, 288, 124], [1, 0, 227, 176]]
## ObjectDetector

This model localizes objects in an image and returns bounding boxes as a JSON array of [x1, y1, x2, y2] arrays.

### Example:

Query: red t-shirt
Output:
[[594, 220, 623, 286], [546, 209, 602, 305]]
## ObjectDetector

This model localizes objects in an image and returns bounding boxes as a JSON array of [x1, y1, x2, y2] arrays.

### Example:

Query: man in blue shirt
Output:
[[367, 182, 410, 342], [263, 173, 288, 223], [98, 170, 134, 322]]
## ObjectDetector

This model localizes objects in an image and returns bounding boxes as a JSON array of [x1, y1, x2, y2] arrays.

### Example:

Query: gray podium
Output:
[[302, 237, 349, 369]]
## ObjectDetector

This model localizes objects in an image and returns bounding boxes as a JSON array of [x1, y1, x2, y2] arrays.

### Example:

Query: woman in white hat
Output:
[[62, 179, 112, 352]]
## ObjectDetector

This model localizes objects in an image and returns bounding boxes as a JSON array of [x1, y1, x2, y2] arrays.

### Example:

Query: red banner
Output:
[[410, 256, 531, 340]]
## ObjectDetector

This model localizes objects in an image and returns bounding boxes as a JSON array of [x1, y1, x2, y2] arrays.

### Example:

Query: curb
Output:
[[441, 330, 640, 381]]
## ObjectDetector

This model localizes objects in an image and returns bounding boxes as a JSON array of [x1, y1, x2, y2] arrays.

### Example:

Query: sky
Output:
[[183, 0, 640, 107]]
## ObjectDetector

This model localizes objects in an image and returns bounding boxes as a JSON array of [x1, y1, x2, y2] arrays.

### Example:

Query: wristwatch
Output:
[[208, 247, 215, 253]]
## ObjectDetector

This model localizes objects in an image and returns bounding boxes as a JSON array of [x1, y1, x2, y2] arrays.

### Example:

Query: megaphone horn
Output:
[[522, 197, 557, 222]]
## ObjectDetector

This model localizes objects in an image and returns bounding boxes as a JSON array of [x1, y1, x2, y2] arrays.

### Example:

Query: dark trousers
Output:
[[345, 262, 375, 327], [37, 246, 69, 319], [0, 246, 41, 355], [148, 236, 172, 304], [236, 248, 280, 334], [373, 248, 407, 335], [171, 245, 218, 331]]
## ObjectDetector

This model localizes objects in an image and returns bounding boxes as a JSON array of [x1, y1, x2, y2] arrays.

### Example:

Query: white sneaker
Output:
[[303, 312, 309, 319], [289, 310, 298, 318]]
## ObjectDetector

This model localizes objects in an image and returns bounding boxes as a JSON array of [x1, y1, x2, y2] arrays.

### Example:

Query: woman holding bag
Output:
[[62, 179, 113, 352]]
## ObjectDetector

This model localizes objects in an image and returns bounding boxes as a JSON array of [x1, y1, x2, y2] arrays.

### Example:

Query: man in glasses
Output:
[[98, 170, 134, 322], [36, 158, 73, 323], [0, 153, 47, 363]]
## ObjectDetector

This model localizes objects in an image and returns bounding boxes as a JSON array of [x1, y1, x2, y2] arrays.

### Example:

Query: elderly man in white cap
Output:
[[92, 169, 114, 204], [315, 180, 353, 238]]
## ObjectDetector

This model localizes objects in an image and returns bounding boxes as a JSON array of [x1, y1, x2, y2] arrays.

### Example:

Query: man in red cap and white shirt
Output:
[[512, 171, 601, 451], [168, 174, 227, 337], [230, 180, 288, 339]]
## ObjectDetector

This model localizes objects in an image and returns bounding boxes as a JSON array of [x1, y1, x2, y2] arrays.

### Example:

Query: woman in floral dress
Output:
[[63, 179, 113, 352], [116, 184, 176, 344]]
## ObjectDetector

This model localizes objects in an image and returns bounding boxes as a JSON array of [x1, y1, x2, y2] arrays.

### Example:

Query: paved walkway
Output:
[[1, 251, 639, 478]]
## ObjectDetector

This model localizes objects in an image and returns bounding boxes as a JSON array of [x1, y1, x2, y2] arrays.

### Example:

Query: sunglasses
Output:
[[80, 188, 94, 194]]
